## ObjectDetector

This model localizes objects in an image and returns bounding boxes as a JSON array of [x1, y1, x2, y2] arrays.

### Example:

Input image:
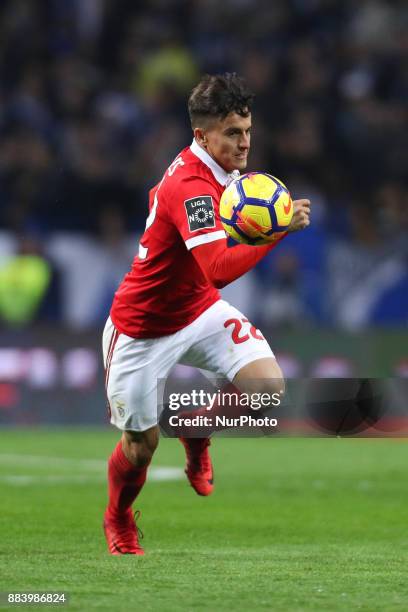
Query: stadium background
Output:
[[0, 3, 407, 610], [0, 0, 406, 425]]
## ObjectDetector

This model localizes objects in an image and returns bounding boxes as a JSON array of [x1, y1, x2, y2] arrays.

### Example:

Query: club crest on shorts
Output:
[[115, 400, 126, 418], [184, 196, 215, 232]]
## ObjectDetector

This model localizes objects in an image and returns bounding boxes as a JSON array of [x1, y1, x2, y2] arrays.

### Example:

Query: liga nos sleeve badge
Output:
[[184, 196, 216, 232]]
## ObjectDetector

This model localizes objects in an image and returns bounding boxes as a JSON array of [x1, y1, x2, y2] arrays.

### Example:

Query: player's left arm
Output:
[[173, 170, 311, 288], [191, 235, 285, 289], [191, 198, 311, 289]]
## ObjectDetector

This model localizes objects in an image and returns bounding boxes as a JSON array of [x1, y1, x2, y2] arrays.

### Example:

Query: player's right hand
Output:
[[287, 199, 311, 232]]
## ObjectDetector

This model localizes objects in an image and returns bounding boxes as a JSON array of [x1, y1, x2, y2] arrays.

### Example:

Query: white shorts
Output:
[[102, 299, 275, 431]]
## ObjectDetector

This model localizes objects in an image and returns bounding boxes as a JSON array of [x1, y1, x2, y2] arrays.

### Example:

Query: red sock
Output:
[[106, 441, 148, 519]]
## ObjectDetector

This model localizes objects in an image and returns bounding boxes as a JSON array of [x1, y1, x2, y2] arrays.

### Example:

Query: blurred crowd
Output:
[[0, 0, 407, 329]]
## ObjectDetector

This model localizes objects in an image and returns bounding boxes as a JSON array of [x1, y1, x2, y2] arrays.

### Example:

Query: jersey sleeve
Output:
[[171, 176, 227, 250], [192, 233, 288, 288]]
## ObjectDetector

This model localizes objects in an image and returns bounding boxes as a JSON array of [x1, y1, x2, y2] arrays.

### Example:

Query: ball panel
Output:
[[240, 204, 272, 233], [241, 173, 277, 201], [220, 182, 241, 222], [224, 223, 252, 244], [274, 192, 293, 228], [270, 175, 289, 191]]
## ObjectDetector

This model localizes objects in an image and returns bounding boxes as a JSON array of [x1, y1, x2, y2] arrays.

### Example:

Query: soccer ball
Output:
[[219, 172, 293, 245]]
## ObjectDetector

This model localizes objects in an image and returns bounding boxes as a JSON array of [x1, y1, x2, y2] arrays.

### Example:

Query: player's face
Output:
[[201, 112, 252, 173]]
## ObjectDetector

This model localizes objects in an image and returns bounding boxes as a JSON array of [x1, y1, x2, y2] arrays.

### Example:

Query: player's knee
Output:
[[125, 440, 157, 467], [233, 357, 285, 396], [262, 361, 285, 398], [234, 370, 285, 398], [264, 377, 286, 403], [263, 376, 285, 398], [122, 428, 159, 467], [247, 377, 285, 406]]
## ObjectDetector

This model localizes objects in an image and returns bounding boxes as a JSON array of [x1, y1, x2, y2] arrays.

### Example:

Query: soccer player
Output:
[[102, 73, 311, 555]]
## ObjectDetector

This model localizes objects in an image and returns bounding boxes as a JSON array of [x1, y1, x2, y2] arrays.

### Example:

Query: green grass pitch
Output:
[[0, 429, 407, 611]]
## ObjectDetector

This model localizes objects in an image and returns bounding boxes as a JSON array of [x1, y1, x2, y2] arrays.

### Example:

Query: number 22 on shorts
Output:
[[224, 318, 264, 344]]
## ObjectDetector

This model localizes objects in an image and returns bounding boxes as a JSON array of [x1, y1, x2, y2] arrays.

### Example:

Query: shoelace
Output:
[[110, 511, 143, 545], [133, 510, 144, 541]]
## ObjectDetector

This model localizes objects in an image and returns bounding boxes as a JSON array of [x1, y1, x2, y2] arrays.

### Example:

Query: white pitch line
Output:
[[0, 454, 106, 470], [0, 454, 184, 484], [0, 468, 184, 485], [147, 467, 185, 482], [0, 474, 104, 485]]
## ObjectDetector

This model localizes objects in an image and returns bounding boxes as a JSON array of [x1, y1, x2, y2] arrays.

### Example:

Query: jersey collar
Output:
[[190, 139, 239, 186]]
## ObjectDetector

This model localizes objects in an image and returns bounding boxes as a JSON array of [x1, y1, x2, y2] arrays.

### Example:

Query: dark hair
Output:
[[188, 73, 254, 128]]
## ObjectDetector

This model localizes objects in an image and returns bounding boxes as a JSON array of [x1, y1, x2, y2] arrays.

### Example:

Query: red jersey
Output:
[[111, 140, 239, 338]]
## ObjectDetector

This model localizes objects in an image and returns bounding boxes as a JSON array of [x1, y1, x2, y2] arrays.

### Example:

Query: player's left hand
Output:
[[287, 199, 311, 232]]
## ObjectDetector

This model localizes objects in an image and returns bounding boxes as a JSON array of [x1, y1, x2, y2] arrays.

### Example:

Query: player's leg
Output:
[[232, 355, 285, 397], [177, 356, 284, 430], [175, 301, 283, 494], [178, 436, 213, 496], [102, 317, 184, 554], [178, 300, 283, 429], [104, 426, 159, 555], [106, 426, 159, 519], [121, 427, 160, 467]]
